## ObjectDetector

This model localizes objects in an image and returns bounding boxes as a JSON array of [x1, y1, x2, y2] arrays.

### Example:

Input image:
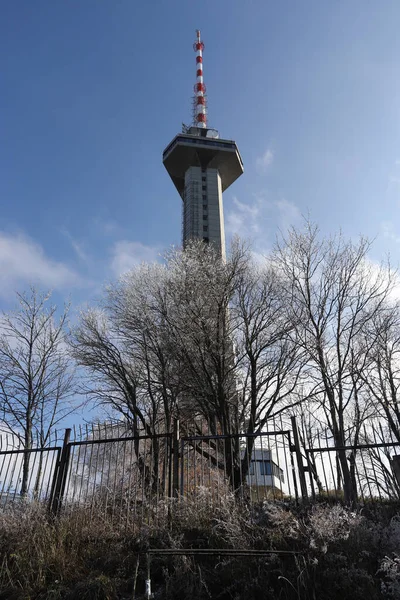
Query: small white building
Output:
[[244, 448, 285, 494]]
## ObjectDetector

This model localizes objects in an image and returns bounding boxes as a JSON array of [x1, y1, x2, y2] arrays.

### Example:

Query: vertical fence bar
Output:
[[369, 424, 383, 501], [392, 455, 400, 488], [180, 439, 185, 497], [288, 431, 299, 504], [281, 417, 291, 499], [319, 431, 331, 497], [290, 416, 308, 503], [300, 417, 316, 502], [172, 419, 180, 499], [49, 428, 71, 515], [42, 450, 55, 501]]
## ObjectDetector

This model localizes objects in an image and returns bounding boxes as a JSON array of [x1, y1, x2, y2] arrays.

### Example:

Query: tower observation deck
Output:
[[162, 30, 243, 259]]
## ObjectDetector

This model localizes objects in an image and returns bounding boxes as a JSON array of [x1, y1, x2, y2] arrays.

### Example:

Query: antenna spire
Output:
[[193, 29, 207, 128]]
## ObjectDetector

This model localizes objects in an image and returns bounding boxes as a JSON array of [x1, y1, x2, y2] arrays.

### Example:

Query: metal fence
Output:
[[179, 415, 298, 503], [60, 424, 173, 525], [0, 417, 399, 522], [298, 421, 400, 503], [0, 430, 61, 509], [56, 417, 300, 523]]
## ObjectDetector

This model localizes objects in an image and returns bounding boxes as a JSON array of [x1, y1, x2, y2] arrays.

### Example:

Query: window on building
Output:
[[203, 204, 207, 211], [203, 226, 208, 232], [260, 461, 272, 476], [202, 185, 206, 191], [203, 214, 208, 220], [273, 463, 285, 483], [247, 457, 285, 482], [202, 194, 207, 201], [202, 176, 206, 182]]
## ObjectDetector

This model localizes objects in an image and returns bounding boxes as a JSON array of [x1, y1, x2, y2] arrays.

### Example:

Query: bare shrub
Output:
[[307, 504, 363, 553], [380, 554, 400, 599], [0, 497, 399, 599]]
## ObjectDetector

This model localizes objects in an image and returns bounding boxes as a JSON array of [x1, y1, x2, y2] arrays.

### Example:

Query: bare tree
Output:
[[105, 260, 182, 435], [70, 308, 145, 433], [161, 242, 244, 433], [159, 242, 249, 490], [293, 398, 325, 495], [231, 249, 305, 481], [70, 262, 180, 493], [274, 222, 394, 504], [359, 425, 400, 500], [73, 241, 304, 492], [358, 304, 400, 443], [0, 288, 75, 496]]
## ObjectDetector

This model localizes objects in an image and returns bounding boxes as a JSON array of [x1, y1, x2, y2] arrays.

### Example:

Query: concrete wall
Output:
[[183, 166, 226, 259]]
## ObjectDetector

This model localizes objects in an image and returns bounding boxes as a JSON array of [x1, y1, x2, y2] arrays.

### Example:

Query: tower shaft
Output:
[[183, 167, 226, 259]]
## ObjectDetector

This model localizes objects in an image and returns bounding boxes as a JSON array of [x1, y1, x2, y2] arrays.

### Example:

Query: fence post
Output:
[[172, 419, 180, 499], [49, 428, 71, 515], [392, 455, 400, 488], [180, 438, 185, 497], [290, 417, 308, 504]]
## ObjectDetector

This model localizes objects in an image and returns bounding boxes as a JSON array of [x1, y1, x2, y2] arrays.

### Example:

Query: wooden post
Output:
[[49, 428, 71, 515], [290, 417, 308, 504], [172, 419, 180, 499]]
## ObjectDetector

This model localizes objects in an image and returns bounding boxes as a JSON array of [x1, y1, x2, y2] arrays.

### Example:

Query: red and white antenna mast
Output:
[[193, 29, 207, 128]]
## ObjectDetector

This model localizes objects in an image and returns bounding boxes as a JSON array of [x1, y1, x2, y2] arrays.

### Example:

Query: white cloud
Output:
[[225, 196, 263, 238], [226, 196, 301, 246], [256, 148, 274, 174], [387, 160, 400, 191], [381, 221, 400, 244], [0, 231, 81, 298], [110, 241, 160, 276], [61, 229, 90, 263], [92, 217, 122, 237], [362, 255, 400, 303], [275, 199, 302, 232]]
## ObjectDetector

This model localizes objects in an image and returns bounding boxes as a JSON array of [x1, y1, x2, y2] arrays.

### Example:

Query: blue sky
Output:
[[2, 0, 400, 313]]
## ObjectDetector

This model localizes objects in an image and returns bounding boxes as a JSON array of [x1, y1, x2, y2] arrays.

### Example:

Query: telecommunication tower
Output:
[[163, 30, 243, 259]]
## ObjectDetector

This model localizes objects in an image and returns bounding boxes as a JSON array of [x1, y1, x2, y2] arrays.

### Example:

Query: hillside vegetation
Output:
[[0, 494, 399, 599]]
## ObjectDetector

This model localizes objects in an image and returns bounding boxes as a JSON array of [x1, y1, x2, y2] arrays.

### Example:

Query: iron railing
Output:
[[0, 416, 399, 522]]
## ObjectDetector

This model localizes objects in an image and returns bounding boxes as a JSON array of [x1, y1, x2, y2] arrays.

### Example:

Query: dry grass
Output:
[[0, 495, 398, 598]]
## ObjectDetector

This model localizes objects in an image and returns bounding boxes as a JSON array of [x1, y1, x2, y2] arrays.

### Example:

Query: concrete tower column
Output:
[[183, 166, 226, 259]]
